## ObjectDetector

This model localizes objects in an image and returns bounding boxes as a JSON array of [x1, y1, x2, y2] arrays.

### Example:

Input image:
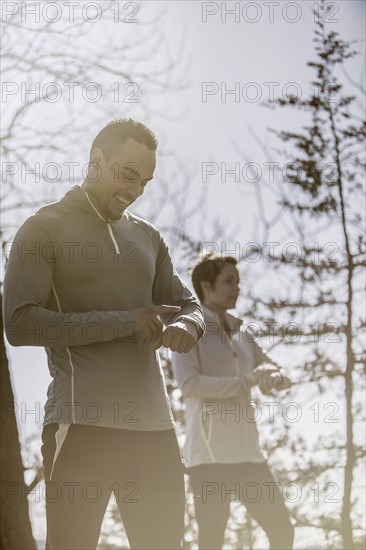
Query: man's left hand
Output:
[[151, 321, 198, 353]]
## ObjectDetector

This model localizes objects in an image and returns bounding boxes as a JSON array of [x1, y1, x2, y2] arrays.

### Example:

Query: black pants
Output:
[[41, 423, 185, 549], [188, 462, 294, 550]]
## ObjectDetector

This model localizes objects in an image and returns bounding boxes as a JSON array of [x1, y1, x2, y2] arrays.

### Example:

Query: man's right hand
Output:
[[130, 305, 181, 345]]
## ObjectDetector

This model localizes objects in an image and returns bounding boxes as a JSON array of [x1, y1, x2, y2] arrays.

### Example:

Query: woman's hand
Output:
[[254, 364, 284, 395], [258, 372, 283, 394], [253, 364, 278, 383]]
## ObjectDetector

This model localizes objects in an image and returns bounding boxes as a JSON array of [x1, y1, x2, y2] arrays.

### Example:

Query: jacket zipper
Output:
[[199, 315, 242, 464], [84, 191, 121, 255], [224, 329, 241, 375]]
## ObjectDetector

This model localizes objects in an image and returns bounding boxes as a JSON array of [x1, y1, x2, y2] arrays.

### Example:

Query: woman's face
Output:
[[203, 263, 240, 312]]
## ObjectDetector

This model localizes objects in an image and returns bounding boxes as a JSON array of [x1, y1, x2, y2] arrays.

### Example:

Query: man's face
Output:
[[89, 138, 156, 221]]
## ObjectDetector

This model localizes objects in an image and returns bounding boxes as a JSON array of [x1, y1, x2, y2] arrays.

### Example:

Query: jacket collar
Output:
[[64, 185, 127, 223], [201, 304, 243, 333]]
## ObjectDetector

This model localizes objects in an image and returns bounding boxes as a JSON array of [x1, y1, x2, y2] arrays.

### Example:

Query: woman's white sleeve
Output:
[[171, 346, 254, 399]]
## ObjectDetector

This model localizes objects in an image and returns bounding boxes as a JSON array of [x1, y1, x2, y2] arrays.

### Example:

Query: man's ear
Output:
[[90, 147, 104, 165], [86, 148, 105, 185]]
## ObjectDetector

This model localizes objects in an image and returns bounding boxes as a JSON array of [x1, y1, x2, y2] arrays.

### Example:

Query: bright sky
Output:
[[2, 1, 365, 546]]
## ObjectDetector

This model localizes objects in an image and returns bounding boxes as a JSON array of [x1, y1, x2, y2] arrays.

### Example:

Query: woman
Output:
[[172, 254, 294, 549]]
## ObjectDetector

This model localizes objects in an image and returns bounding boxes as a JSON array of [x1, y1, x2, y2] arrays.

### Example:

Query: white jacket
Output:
[[172, 305, 290, 467]]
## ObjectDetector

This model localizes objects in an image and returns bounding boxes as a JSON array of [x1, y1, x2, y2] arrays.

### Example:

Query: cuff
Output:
[[174, 316, 200, 337]]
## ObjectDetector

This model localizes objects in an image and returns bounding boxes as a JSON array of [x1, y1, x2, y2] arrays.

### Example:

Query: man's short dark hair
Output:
[[191, 254, 238, 302], [90, 118, 158, 159]]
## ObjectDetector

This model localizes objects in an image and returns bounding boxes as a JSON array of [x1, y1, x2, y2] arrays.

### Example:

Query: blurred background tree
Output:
[[1, 1, 365, 549], [191, 1, 365, 547], [163, 2, 365, 548]]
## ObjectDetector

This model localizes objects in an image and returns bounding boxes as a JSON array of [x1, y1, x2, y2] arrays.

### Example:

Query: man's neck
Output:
[[81, 182, 104, 217]]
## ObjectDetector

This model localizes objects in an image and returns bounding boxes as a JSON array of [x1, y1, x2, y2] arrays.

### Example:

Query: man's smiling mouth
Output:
[[114, 193, 130, 206]]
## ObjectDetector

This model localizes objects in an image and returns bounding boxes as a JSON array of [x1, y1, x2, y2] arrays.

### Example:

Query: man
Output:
[[3, 118, 205, 549]]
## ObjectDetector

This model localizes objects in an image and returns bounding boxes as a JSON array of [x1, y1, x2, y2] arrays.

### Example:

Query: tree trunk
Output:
[[1, 293, 36, 550], [341, 277, 355, 549], [328, 106, 355, 549]]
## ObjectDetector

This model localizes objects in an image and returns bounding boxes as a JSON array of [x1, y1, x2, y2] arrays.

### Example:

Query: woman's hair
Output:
[[90, 118, 158, 159], [191, 254, 238, 302]]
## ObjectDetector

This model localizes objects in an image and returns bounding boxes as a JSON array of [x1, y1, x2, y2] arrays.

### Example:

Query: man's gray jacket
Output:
[[3, 185, 204, 430]]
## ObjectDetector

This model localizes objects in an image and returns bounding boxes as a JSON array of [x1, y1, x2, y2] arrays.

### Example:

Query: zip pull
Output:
[[220, 316, 241, 375], [106, 223, 120, 255], [84, 191, 120, 255]]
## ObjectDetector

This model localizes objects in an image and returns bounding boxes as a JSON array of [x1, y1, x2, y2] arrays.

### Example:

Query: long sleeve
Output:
[[3, 218, 136, 347], [172, 345, 254, 399], [152, 233, 204, 338]]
